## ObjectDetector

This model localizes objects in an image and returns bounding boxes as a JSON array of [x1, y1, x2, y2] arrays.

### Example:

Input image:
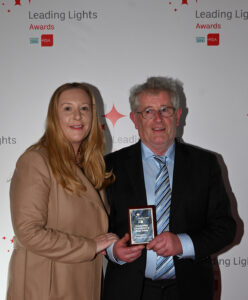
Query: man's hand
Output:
[[146, 232, 183, 257], [113, 233, 145, 262]]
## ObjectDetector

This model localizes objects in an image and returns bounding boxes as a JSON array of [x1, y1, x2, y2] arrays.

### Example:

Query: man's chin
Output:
[[151, 137, 169, 146]]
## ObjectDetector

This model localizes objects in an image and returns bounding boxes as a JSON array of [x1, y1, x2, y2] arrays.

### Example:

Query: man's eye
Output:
[[145, 108, 152, 114], [160, 107, 168, 112]]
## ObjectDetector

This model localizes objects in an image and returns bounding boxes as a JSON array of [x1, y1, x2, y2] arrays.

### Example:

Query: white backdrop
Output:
[[0, 0, 247, 299]]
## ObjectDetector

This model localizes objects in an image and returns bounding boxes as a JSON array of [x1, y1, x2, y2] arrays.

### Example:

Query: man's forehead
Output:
[[141, 89, 170, 96], [138, 90, 172, 106]]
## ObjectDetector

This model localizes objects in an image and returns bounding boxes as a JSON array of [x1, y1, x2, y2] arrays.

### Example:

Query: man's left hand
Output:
[[146, 232, 183, 257]]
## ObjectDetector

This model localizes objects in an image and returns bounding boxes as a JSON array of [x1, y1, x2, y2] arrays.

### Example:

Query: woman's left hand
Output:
[[94, 233, 119, 254]]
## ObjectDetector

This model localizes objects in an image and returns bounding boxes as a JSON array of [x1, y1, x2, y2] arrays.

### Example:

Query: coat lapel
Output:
[[75, 166, 106, 211], [123, 142, 148, 207], [170, 140, 191, 232]]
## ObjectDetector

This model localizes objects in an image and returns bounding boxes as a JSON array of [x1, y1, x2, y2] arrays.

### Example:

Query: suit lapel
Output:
[[123, 142, 147, 207], [170, 141, 191, 232]]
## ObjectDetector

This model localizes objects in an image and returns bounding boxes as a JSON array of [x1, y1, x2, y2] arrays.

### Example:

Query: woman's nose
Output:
[[73, 109, 81, 120]]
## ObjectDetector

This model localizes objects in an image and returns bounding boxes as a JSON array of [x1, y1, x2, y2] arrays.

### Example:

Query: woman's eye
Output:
[[64, 106, 71, 111], [81, 106, 89, 111]]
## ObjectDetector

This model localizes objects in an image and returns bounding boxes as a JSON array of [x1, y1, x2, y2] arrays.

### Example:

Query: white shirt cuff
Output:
[[106, 242, 126, 265], [177, 233, 195, 259]]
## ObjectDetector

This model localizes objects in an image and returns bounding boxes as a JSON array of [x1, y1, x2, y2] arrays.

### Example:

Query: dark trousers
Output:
[[141, 278, 179, 300]]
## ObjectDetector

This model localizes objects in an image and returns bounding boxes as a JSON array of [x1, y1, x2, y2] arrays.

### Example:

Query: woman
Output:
[[7, 82, 117, 300]]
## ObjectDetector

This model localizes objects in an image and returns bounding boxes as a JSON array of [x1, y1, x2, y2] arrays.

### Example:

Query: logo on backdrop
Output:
[[207, 33, 219, 46], [2, 1, 98, 48], [0, 136, 16, 146], [102, 106, 140, 151], [41, 34, 53, 47], [1, 236, 14, 253], [194, 8, 248, 46], [195, 33, 220, 46], [15, 0, 31, 5], [1, 0, 31, 13], [169, 0, 198, 12], [103, 105, 126, 127]]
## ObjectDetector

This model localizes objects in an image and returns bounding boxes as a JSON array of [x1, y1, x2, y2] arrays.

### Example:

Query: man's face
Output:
[[130, 91, 182, 155]]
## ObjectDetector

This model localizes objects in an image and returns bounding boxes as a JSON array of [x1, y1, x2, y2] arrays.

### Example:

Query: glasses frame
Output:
[[136, 106, 176, 120]]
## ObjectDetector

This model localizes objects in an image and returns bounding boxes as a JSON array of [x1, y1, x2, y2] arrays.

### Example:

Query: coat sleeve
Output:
[[188, 154, 236, 260], [10, 150, 97, 263]]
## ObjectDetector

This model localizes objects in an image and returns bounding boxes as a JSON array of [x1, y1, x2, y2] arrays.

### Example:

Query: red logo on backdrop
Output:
[[103, 105, 126, 127], [169, 0, 198, 12], [2, 236, 14, 253], [2, 0, 31, 13], [15, 0, 31, 5], [207, 33, 220, 46], [181, 0, 198, 4], [41, 34, 53, 47]]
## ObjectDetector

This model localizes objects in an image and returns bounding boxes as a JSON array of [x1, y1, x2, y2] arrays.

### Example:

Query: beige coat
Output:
[[7, 149, 109, 300]]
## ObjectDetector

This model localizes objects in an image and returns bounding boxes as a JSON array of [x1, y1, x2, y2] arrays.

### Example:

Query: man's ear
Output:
[[130, 112, 138, 129], [176, 107, 182, 127]]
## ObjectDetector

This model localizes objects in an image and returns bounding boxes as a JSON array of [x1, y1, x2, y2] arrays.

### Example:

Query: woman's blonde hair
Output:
[[28, 82, 114, 194]]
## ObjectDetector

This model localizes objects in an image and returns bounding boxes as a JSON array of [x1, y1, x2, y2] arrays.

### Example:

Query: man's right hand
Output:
[[113, 233, 145, 263]]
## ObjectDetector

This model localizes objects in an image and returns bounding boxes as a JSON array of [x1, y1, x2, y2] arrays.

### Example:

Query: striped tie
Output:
[[154, 156, 175, 280]]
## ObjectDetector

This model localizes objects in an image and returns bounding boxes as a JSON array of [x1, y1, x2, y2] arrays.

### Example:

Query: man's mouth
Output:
[[153, 127, 165, 131]]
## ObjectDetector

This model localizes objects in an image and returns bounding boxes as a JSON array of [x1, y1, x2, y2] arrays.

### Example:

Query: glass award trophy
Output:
[[128, 206, 156, 245]]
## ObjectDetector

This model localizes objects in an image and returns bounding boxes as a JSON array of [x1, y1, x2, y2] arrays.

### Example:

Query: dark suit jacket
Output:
[[103, 140, 236, 300]]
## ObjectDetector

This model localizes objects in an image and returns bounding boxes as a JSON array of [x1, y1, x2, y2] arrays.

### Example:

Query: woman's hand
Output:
[[94, 233, 119, 254]]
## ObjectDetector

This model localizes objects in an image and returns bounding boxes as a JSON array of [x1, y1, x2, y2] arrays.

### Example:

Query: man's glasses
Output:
[[136, 106, 176, 120]]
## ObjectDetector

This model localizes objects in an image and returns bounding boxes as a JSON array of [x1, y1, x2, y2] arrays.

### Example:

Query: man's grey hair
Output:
[[129, 76, 182, 112]]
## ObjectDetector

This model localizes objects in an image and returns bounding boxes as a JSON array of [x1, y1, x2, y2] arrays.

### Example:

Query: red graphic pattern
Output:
[[41, 34, 54, 47], [1, 0, 31, 13], [103, 105, 126, 127], [181, 0, 198, 4], [207, 33, 219, 46], [15, 0, 31, 5], [2, 236, 14, 253], [169, 0, 198, 12]]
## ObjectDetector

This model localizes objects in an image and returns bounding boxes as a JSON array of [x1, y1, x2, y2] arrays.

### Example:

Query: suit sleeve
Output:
[[10, 150, 97, 263], [189, 155, 236, 260]]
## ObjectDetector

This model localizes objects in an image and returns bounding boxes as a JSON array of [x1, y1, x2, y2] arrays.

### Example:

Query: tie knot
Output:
[[154, 156, 166, 166]]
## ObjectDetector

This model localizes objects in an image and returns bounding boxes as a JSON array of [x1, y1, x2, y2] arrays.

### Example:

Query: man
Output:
[[103, 77, 236, 300]]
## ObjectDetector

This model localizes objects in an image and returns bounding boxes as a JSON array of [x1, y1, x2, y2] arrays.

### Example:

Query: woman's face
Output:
[[57, 88, 93, 154]]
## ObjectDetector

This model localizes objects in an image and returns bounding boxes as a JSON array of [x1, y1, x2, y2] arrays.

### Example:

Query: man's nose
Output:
[[154, 110, 162, 121]]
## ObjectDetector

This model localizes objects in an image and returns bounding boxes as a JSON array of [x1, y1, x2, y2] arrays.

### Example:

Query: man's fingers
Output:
[[121, 245, 144, 256], [146, 238, 157, 250], [146, 232, 183, 256], [122, 249, 144, 262], [118, 233, 130, 245], [128, 245, 144, 251]]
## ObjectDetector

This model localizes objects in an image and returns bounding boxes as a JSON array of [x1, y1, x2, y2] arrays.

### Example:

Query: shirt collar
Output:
[[141, 141, 175, 162]]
